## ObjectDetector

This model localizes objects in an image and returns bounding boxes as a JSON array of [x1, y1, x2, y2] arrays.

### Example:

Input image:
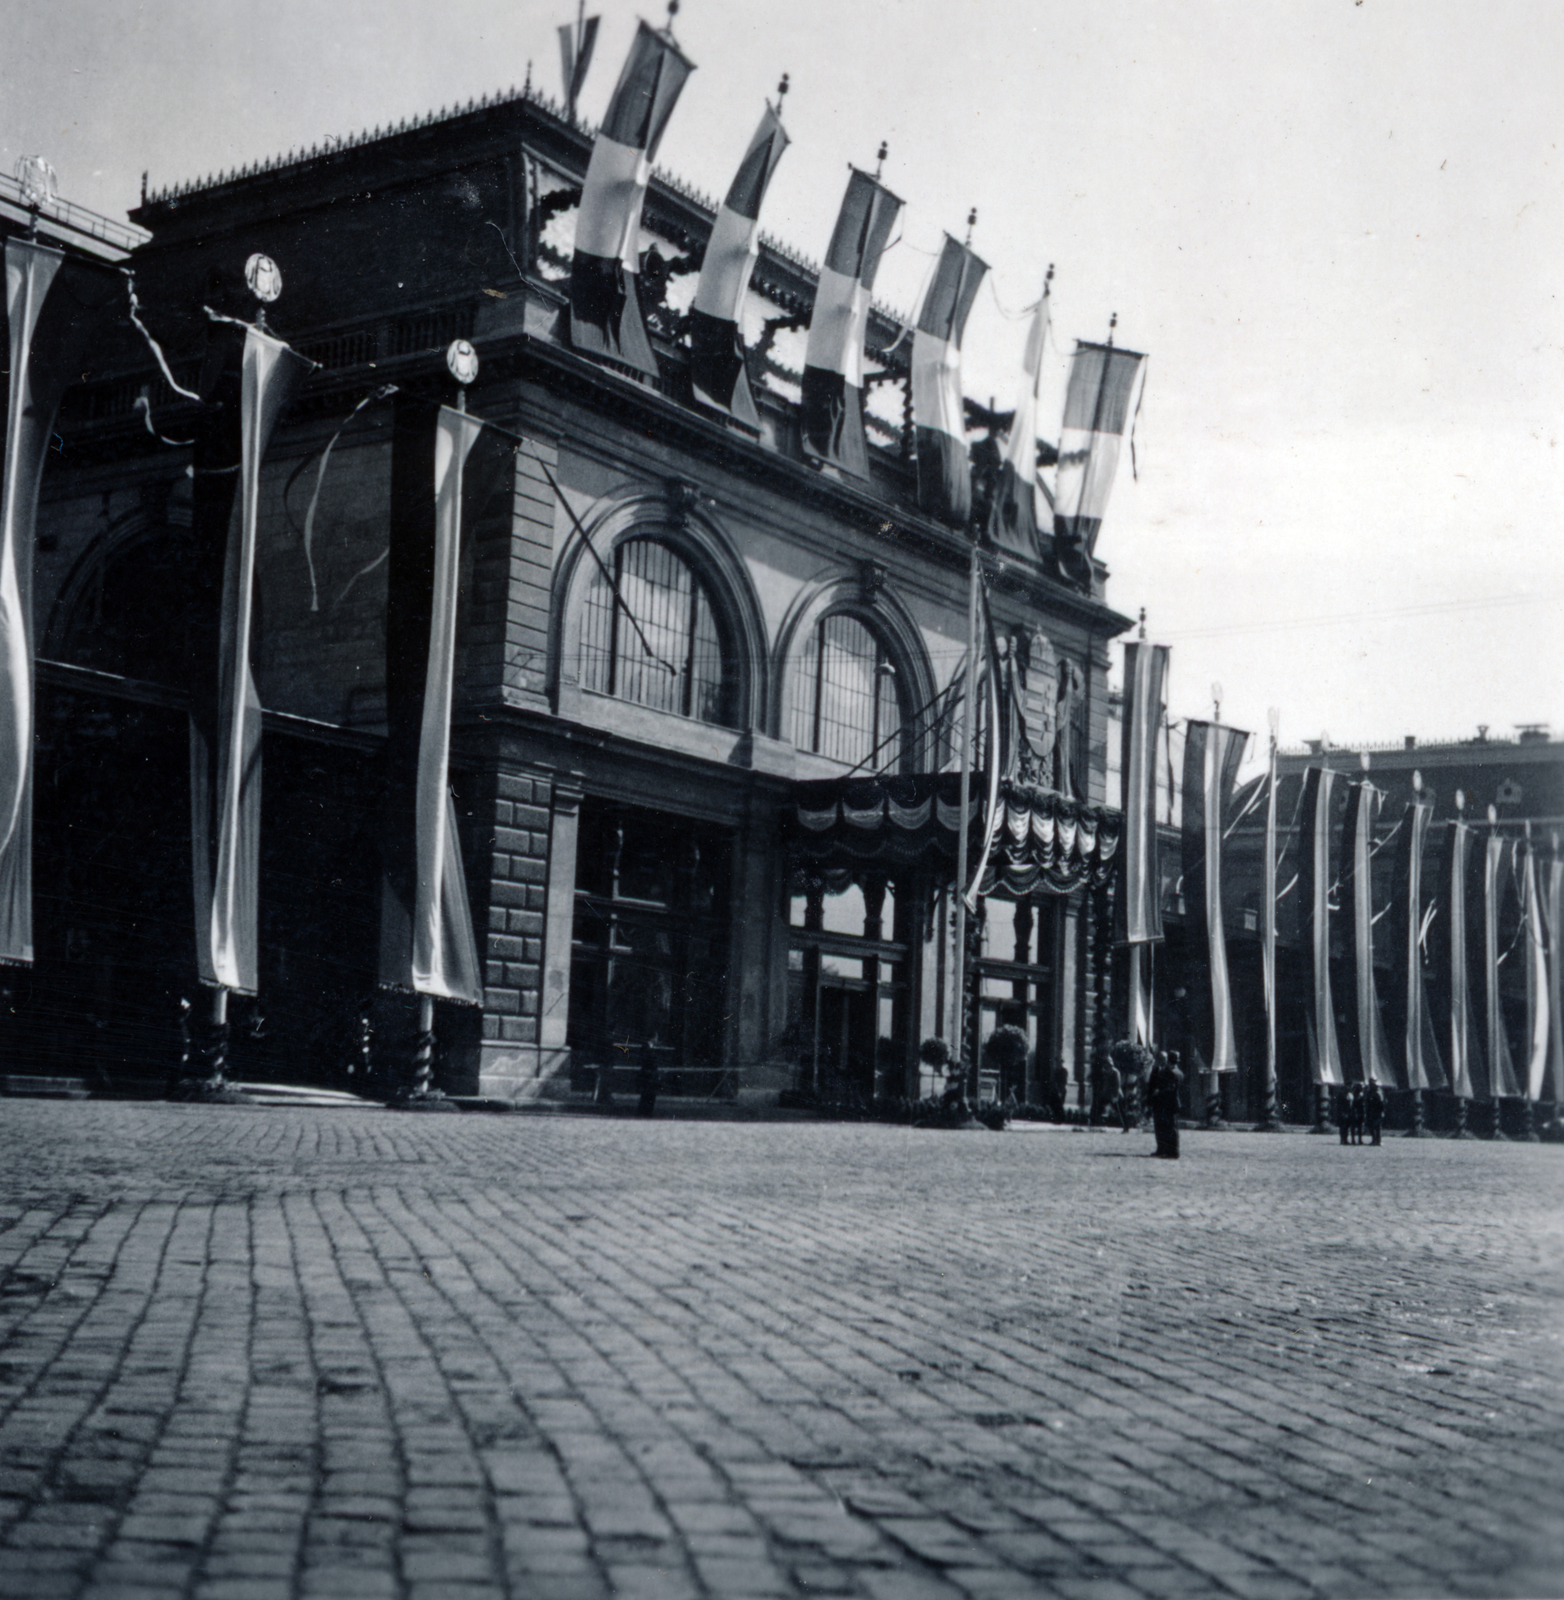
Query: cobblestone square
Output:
[[0, 1104, 1561, 1599]]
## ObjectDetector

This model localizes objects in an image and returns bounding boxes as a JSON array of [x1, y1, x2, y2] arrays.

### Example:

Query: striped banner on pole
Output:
[[1118, 641, 1167, 946], [991, 274, 1051, 559], [1299, 767, 1343, 1086], [569, 19, 694, 377], [912, 235, 987, 528], [381, 397, 511, 1001], [1521, 839, 1551, 1102], [1544, 853, 1564, 1103], [801, 168, 901, 479], [1440, 817, 1480, 1100], [689, 100, 788, 426], [1481, 831, 1523, 1101], [1181, 719, 1246, 1073], [192, 327, 310, 993], [1342, 778, 1395, 1086], [1053, 340, 1144, 585], [1389, 796, 1446, 1091], [0, 240, 119, 966]]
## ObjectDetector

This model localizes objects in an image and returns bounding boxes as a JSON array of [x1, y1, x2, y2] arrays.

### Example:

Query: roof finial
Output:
[[964, 207, 977, 247], [874, 141, 888, 180]]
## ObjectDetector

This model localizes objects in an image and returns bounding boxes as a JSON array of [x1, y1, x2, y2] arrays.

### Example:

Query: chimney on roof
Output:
[[1404, 735, 1416, 749]]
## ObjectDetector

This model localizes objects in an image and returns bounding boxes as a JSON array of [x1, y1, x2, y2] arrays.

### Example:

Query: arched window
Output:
[[791, 613, 907, 770], [578, 537, 736, 727]]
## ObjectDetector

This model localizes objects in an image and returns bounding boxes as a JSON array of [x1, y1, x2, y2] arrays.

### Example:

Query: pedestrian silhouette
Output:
[[1148, 1049, 1183, 1159]]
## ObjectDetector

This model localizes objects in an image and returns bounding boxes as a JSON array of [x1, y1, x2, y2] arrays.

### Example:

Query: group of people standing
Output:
[[1092, 1047, 1185, 1158], [1337, 1080, 1386, 1146]]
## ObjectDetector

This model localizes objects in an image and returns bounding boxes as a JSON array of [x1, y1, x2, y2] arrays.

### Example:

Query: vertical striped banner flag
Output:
[[1119, 641, 1167, 946], [569, 19, 694, 378], [1053, 341, 1144, 586], [801, 168, 901, 479], [1439, 817, 1480, 1099], [191, 327, 309, 993], [1544, 852, 1564, 1102], [1521, 839, 1551, 1101], [1342, 779, 1395, 1086], [1127, 942, 1153, 1048], [1261, 729, 1279, 1089], [380, 398, 511, 1001], [689, 101, 789, 426], [991, 275, 1050, 559], [0, 240, 119, 966], [1180, 719, 1245, 1073], [1481, 831, 1523, 1100], [1389, 796, 1446, 1090], [557, 12, 599, 118], [1299, 767, 1343, 1086], [912, 235, 987, 528]]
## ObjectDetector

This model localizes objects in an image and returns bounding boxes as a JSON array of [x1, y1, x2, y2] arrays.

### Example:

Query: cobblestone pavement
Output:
[[0, 1106, 1561, 1600]]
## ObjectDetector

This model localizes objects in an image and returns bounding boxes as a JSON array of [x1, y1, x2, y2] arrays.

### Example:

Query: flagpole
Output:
[[408, 375, 470, 1107], [1257, 707, 1282, 1129], [951, 538, 981, 1109]]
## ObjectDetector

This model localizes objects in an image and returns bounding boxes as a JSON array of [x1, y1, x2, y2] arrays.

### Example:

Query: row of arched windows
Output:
[[572, 532, 919, 771]]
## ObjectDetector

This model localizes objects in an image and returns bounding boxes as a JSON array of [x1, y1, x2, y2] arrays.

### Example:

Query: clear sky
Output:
[[8, 0, 1563, 760]]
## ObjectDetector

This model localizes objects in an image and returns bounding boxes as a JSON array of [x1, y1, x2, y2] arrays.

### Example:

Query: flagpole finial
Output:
[[1045, 262, 1055, 289], [1137, 606, 1146, 640], [1107, 311, 1117, 347], [965, 207, 977, 247], [875, 141, 888, 180], [1487, 803, 1498, 825], [1267, 705, 1280, 738], [1359, 750, 1371, 772], [777, 72, 790, 106], [1456, 788, 1466, 814], [1211, 681, 1222, 724], [1412, 768, 1423, 794], [664, 0, 679, 38]]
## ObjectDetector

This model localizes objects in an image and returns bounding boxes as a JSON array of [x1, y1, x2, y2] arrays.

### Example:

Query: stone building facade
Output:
[[21, 84, 1134, 1104]]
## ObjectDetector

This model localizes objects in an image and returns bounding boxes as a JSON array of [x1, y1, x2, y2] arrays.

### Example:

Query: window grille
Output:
[[578, 538, 734, 726], [792, 613, 905, 770]]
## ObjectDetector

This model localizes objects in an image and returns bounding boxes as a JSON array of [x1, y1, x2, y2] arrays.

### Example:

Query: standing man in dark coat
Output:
[[1096, 1051, 1132, 1133], [1048, 1058, 1070, 1123], [1364, 1079, 1385, 1146], [1337, 1088, 1351, 1145], [1347, 1081, 1365, 1145], [1147, 1049, 1184, 1159]]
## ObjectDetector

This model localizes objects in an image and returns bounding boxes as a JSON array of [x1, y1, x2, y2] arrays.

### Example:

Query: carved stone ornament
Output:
[[1018, 627, 1058, 781], [664, 477, 700, 529]]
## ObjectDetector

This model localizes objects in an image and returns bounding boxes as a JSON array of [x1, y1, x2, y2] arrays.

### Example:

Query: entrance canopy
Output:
[[787, 773, 1120, 897]]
